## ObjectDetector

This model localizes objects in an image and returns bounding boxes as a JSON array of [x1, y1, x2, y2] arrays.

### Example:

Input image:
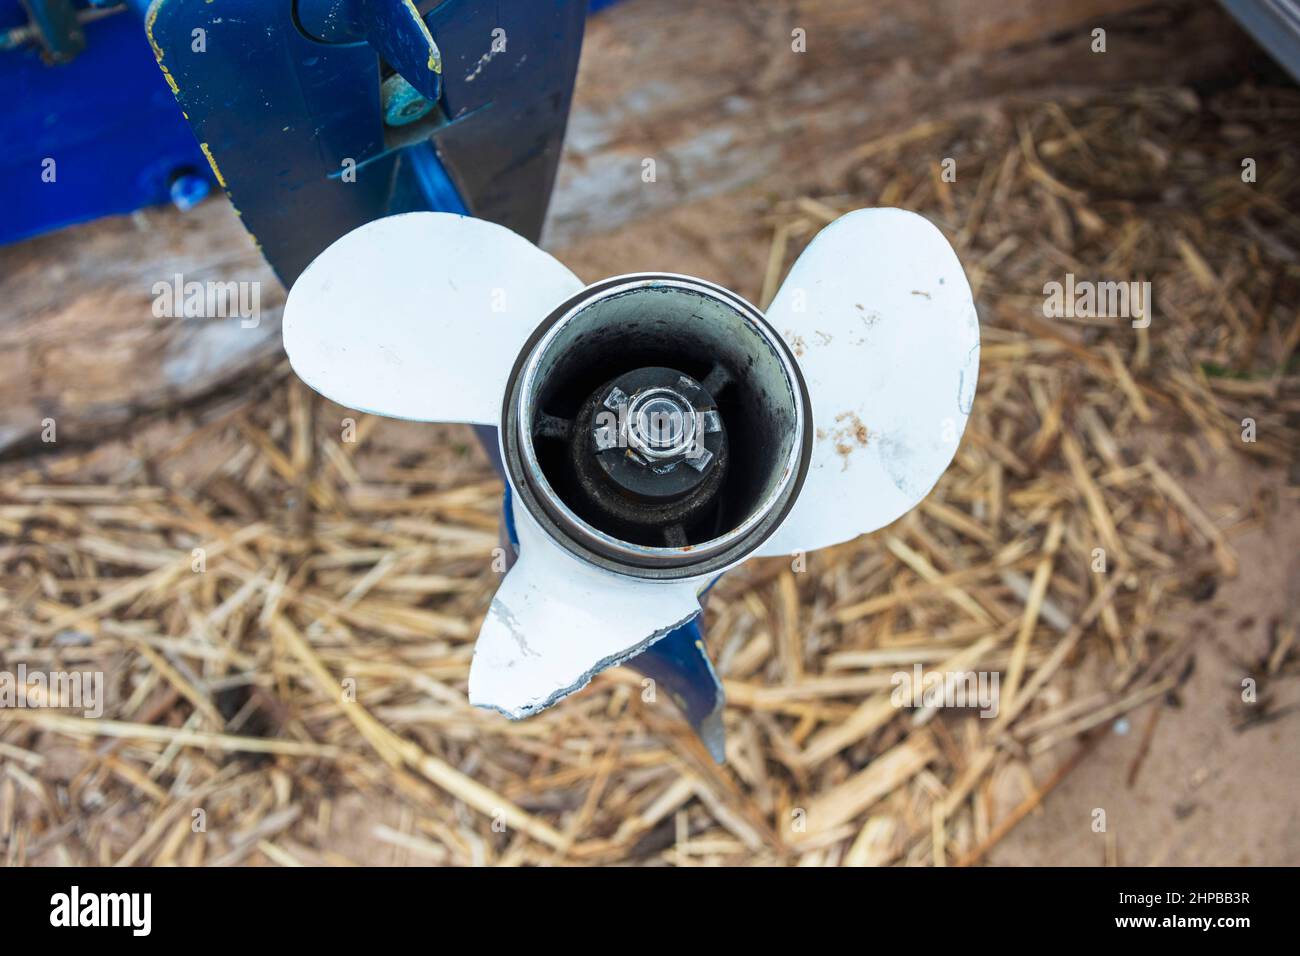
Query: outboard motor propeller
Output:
[[282, 208, 980, 749]]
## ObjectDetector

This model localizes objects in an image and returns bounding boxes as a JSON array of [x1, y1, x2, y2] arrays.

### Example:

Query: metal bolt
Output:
[[626, 387, 698, 462]]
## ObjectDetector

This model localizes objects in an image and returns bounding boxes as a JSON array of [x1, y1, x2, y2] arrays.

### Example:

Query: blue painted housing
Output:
[[1, 0, 617, 251], [1, 4, 215, 245]]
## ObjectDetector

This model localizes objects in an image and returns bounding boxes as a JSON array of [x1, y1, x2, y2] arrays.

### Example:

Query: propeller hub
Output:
[[503, 274, 812, 579]]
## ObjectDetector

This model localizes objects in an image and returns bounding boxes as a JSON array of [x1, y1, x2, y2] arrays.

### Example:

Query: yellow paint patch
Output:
[[401, 0, 442, 73], [144, 2, 180, 96], [199, 143, 227, 189]]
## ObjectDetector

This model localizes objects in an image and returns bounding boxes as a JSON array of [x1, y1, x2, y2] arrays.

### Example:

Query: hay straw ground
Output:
[[2, 82, 1298, 866]]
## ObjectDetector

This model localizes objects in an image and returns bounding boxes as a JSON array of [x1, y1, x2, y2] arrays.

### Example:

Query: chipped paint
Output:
[[464, 43, 504, 83], [491, 602, 538, 658], [198, 143, 227, 189], [958, 332, 980, 415], [400, 0, 442, 72], [144, 1, 179, 96]]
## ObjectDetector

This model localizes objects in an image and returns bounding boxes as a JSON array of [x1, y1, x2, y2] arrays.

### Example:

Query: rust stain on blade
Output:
[[828, 411, 870, 470]]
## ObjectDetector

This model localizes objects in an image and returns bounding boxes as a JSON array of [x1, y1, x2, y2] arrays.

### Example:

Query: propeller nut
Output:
[[591, 367, 724, 480], [560, 367, 730, 545], [621, 387, 698, 462]]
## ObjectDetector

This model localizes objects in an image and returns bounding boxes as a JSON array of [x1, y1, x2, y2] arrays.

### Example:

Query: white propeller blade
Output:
[[282, 212, 583, 425], [755, 208, 979, 556], [468, 499, 703, 718]]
